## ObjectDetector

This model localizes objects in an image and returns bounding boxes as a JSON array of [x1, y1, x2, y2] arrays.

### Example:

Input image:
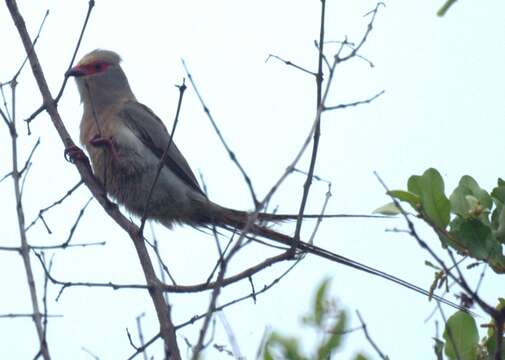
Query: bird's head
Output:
[[67, 49, 134, 107]]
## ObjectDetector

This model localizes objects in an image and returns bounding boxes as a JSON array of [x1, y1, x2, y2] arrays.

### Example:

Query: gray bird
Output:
[[65, 49, 467, 311]]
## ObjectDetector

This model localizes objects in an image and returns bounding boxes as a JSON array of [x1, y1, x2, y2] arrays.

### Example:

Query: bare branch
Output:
[[292, 0, 327, 251], [1, 9, 49, 87], [324, 90, 385, 111], [265, 54, 317, 76], [6, 1, 181, 357], [3, 47, 51, 359], [338, 2, 385, 63], [24, 0, 96, 127], [135, 313, 149, 360], [60, 197, 93, 247], [19, 137, 41, 176], [26, 180, 84, 232], [0, 313, 61, 319], [356, 310, 388, 359], [139, 80, 186, 234], [127, 258, 302, 360], [182, 60, 259, 207], [54, 0, 95, 103]]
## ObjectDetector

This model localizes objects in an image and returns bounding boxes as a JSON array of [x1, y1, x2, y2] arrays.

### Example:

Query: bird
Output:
[[65, 49, 466, 311]]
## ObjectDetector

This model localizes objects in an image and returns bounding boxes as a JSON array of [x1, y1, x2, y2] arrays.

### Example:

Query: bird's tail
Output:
[[212, 205, 469, 313], [212, 205, 384, 225]]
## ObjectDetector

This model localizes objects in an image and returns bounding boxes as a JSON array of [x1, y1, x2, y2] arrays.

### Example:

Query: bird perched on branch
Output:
[[65, 49, 466, 311]]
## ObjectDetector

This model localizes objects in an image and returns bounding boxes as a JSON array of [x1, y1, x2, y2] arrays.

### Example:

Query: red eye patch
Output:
[[76, 62, 112, 75]]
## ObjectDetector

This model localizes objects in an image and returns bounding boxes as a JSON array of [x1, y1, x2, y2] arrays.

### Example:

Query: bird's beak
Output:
[[65, 65, 86, 78]]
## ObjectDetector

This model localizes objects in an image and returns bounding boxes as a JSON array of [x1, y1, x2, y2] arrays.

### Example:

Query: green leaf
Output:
[[264, 332, 307, 360], [492, 206, 505, 243], [484, 332, 505, 360], [437, 0, 458, 16], [387, 190, 421, 209], [498, 297, 505, 309], [317, 311, 346, 359], [408, 168, 451, 228], [373, 202, 401, 215], [407, 175, 422, 197], [450, 217, 505, 272], [491, 179, 505, 243], [263, 346, 274, 360], [484, 298, 505, 359], [314, 279, 330, 326], [449, 175, 492, 221], [492, 179, 505, 203], [443, 311, 478, 360], [450, 219, 495, 259], [352, 354, 368, 360]]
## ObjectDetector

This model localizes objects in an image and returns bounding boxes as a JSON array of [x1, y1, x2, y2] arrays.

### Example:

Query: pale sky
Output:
[[1, 1, 504, 359]]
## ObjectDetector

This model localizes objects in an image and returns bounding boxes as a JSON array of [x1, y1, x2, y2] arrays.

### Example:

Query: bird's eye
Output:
[[94, 63, 102, 70]]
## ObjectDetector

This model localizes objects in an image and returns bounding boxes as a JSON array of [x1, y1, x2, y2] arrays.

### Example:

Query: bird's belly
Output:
[[90, 147, 194, 226]]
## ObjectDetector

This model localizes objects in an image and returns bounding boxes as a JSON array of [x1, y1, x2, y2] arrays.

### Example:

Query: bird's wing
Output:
[[120, 100, 205, 195]]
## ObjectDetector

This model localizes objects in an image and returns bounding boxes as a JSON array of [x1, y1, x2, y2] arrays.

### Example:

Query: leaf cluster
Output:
[[377, 168, 505, 273], [263, 279, 367, 360]]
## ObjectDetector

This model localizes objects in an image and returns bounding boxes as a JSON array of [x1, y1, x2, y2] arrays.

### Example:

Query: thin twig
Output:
[[61, 197, 93, 247], [26, 180, 83, 232], [307, 182, 332, 244], [6, 10, 49, 86], [182, 60, 259, 207], [324, 90, 385, 111], [55, 0, 95, 103], [265, 54, 317, 76], [24, 0, 95, 127], [135, 313, 149, 360], [292, 0, 327, 251], [218, 312, 242, 359], [356, 310, 388, 359], [148, 223, 177, 287], [139, 80, 186, 234], [128, 259, 302, 360], [338, 3, 385, 63], [0, 313, 62, 319]]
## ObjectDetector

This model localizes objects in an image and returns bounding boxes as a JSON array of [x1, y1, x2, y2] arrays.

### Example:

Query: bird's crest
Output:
[[77, 49, 122, 67]]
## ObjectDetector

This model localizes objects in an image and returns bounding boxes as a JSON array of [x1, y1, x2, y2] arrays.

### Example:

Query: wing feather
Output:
[[120, 100, 205, 196]]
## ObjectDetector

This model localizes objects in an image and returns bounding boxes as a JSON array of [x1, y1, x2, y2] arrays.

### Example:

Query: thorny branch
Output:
[[5, 56, 51, 360], [6, 0, 181, 358]]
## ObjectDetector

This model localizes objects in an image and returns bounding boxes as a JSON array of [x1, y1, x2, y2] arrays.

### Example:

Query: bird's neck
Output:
[[79, 79, 135, 114]]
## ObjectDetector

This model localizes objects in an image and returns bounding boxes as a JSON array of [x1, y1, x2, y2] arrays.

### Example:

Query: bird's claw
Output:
[[89, 134, 119, 161], [64, 145, 88, 164]]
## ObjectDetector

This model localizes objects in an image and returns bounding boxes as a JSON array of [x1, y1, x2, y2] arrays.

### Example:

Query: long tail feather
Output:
[[258, 212, 390, 221], [217, 206, 468, 313], [215, 206, 388, 224]]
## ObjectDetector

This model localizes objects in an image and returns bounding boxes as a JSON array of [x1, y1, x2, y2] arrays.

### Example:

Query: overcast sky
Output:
[[1, 1, 504, 359]]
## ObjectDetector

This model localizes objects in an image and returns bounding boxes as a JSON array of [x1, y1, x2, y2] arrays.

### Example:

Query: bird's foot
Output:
[[64, 145, 88, 164], [89, 134, 119, 161]]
